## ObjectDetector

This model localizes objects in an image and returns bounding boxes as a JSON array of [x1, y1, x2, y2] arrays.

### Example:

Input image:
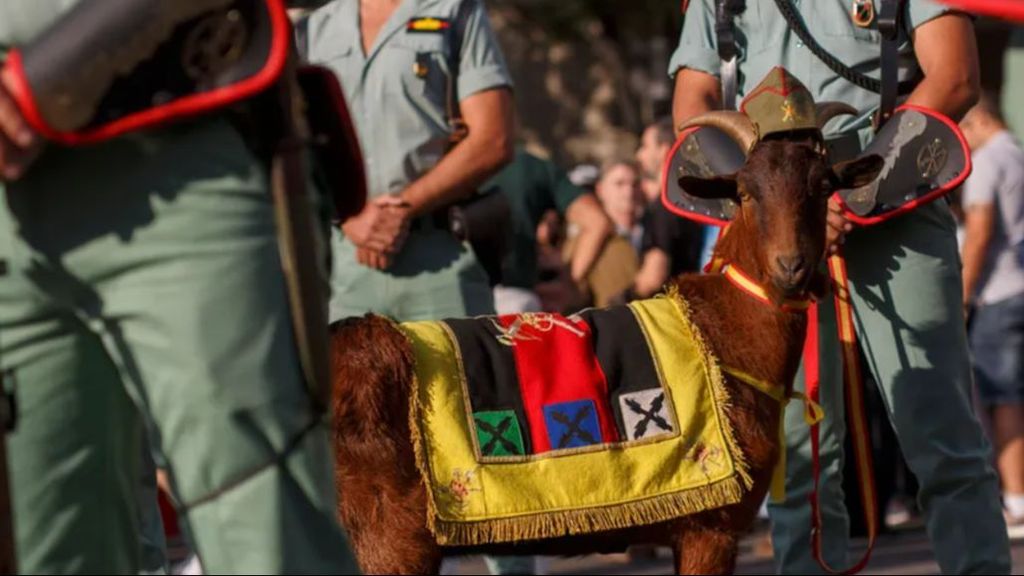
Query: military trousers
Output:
[[768, 200, 1010, 574], [0, 119, 358, 574], [329, 224, 494, 323]]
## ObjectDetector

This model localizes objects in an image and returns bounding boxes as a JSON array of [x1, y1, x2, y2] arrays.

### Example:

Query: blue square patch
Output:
[[543, 399, 603, 450]]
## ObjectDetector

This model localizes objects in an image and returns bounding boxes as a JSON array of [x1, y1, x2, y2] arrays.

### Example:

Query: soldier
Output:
[[302, 2, 513, 573], [0, 1, 359, 573], [303, 0, 515, 323], [671, 1, 1009, 574]]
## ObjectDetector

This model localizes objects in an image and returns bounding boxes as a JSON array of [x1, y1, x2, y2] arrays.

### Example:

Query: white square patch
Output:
[[619, 388, 675, 441]]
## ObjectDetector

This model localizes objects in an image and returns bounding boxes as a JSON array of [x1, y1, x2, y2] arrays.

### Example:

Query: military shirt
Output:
[[305, 0, 512, 198], [1003, 28, 1024, 140], [669, 0, 952, 138], [0, 0, 78, 49]]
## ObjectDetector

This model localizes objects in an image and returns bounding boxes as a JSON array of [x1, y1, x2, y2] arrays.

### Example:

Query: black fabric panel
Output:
[[581, 306, 661, 439], [443, 317, 532, 455]]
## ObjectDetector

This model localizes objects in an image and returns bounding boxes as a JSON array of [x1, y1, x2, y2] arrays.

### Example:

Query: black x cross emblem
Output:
[[475, 416, 521, 455], [625, 393, 672, 439], [552, 405, 597, 448]]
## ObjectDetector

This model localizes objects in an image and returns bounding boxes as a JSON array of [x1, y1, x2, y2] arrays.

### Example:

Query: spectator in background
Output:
[[595, 158, 646, 252], [484, 147, 612, 315], [960, 92, 1024, 533], [563, 159, 643, 309], [633, 118, 707, 299]]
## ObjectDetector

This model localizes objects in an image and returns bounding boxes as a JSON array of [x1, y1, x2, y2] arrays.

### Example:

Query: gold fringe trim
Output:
[[432, 475, 747, 546], [660, 287, 754, 491], [397, 320, 444, 540]]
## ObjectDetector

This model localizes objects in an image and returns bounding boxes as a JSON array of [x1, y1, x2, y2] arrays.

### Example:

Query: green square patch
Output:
[[473, 410, 526, 457]]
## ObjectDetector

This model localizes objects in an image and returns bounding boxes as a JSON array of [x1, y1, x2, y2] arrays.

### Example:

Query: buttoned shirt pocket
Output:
[[392, 33, 452, 112]]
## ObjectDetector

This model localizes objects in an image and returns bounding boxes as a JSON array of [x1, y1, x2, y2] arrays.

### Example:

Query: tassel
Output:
[[770, 404, 787, 501], [769, 392, 824, 502]]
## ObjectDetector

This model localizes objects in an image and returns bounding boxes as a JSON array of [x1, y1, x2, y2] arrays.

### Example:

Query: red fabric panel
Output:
[[501, 315, 620, 453]]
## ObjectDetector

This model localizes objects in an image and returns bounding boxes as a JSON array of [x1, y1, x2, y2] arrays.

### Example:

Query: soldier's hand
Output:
[[825, 197, 853, 256], [341, 196, 411, 254], [0, 70, 42, 181], [356, 247, 392, 270]]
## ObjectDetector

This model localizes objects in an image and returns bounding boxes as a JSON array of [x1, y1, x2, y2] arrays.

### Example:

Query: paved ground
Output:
[[449, 526, 1024, 574]]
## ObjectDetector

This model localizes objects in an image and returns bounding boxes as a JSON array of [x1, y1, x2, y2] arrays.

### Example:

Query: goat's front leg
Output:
[[672, 527, 740, 575]]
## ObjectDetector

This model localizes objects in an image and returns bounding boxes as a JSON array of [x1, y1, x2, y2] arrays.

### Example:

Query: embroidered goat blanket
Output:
[[399, 296, 751, 546]]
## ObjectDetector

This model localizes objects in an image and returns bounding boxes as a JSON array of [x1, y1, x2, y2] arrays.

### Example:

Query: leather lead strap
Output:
[[877, 0, 902, 128], [807, 253, 879, 575]]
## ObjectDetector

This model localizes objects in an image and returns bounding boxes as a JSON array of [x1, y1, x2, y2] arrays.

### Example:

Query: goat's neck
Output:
[[700, 218, 809, 396]]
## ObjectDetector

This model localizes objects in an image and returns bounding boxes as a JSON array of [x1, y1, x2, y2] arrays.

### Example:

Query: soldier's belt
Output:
[[1, 0, 290, 145], [662, 106, 970, 226]]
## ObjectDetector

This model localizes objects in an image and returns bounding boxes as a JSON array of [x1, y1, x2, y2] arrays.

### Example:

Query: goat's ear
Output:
[[831, 154, 884, 189], [677, 174, 740, 200]]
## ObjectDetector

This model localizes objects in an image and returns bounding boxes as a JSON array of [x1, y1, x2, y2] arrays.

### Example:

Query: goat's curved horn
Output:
[[816, 102, 858, 130], [678, 112, 758, 156]]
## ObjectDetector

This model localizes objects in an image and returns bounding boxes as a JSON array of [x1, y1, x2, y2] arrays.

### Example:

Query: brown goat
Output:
[[329, 123, 884, 574]]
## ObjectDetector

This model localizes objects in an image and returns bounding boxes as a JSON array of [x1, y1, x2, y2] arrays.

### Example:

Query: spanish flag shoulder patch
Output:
[[407, 17, 451, 33]]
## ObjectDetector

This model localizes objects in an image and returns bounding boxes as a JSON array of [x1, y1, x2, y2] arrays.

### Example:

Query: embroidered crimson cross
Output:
[[625, 393, 672, 439]]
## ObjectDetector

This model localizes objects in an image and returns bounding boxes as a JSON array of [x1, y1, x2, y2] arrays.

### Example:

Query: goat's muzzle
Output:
[[772, 255, 810, 296]]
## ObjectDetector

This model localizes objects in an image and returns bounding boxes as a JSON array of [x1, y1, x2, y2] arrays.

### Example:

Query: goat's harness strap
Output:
[[722, 264, 813, 312], [721, 365, 824, 501], [806, 253, 879, 574]]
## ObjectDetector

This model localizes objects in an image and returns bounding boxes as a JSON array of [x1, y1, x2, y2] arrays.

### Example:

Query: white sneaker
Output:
[[1005, 510, 1024, 540]]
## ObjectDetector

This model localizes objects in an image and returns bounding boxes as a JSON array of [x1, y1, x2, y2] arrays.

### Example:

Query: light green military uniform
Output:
[[1004, 28, 1024, 140], [0, 2, 359, 573], [305, 0, 512, 323], [672, 1, 1010, 573]]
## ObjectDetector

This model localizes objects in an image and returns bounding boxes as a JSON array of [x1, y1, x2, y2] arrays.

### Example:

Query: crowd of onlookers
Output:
[[488, 117, 712, 320]]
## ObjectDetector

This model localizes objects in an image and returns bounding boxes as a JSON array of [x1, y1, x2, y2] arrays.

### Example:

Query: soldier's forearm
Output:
[[399, 88, 514, 217], [672, 68, 722, 135]]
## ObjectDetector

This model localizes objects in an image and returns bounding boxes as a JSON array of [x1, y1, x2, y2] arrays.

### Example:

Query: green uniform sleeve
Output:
[[906, 0, 955, 29], [667, 0, 720, 79], [457, 0, 513, 101], [549, 161, 584, 215]]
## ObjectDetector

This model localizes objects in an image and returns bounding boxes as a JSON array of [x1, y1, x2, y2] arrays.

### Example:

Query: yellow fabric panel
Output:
[[401, 296, 749, 545]]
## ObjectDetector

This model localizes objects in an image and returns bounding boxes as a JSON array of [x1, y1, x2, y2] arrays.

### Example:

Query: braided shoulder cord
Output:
[[769, 0, 918, 95]]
